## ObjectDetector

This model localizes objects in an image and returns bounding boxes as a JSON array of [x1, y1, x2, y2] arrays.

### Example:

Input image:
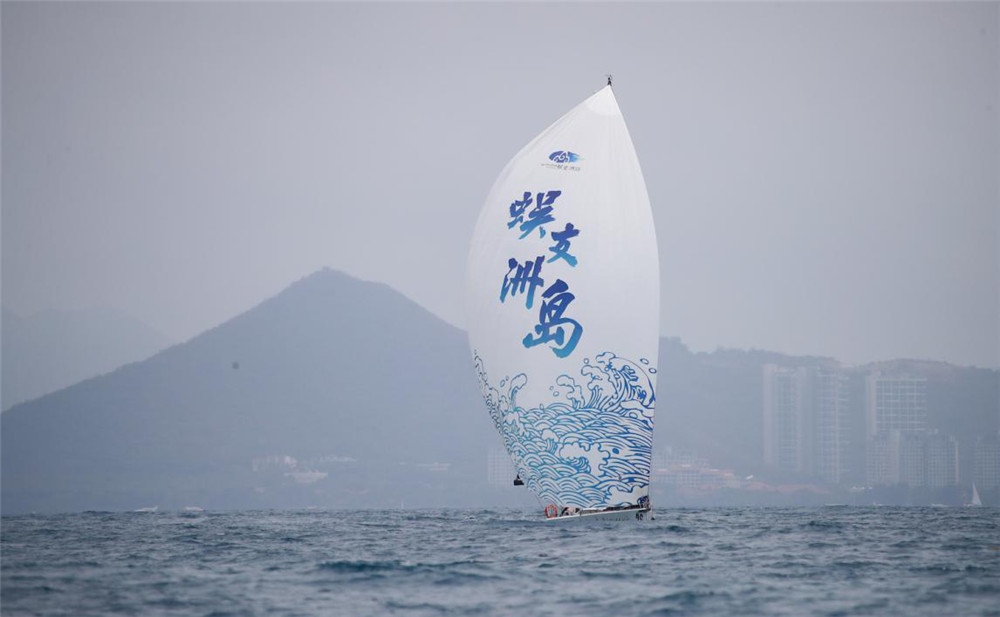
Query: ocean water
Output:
[[2, 507, 998, 616]]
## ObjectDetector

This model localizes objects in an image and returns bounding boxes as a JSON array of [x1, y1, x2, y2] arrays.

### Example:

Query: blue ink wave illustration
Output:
[[474, 351, 655, 508]]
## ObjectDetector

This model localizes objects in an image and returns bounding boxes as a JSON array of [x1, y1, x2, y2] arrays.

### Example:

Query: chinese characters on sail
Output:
[[547, 223, 579, 267], [522, 279, 582, 359], [500, 257, 545, 309], [499, 189, 583, 358], [508, 190, 559, 239]]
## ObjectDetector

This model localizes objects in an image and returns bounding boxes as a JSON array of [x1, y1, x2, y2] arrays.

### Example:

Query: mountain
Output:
[[2, 306, 172, 410], [1, 269, 510, 514]]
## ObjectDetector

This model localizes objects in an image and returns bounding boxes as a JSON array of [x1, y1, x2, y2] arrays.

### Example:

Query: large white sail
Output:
[[466, 85, 660, 511]]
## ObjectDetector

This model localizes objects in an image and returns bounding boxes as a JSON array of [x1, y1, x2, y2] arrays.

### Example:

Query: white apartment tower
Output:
[[924, 431, 959, 488], [763, 365, 810, 475], [763, 364, 851, 483], [865, 372, 928, 486], [866, 372, 927, 437], [813, 368, 852, 485]]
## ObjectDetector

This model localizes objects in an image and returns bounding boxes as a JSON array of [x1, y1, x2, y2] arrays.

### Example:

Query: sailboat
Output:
[[969, 483, 982, 507], [466, 80, 659, 522]]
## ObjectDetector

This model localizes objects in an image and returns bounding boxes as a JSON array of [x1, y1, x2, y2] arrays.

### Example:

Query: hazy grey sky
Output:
[[3, 2, 997, 368]]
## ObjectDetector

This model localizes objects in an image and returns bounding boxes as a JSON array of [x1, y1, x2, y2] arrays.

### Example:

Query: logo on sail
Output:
[[543, 151, 582, 172], [548, 151, 581, 164]]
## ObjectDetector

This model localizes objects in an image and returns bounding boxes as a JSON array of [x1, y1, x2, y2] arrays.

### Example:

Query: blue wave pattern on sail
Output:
[[474, 351, 655, 508]]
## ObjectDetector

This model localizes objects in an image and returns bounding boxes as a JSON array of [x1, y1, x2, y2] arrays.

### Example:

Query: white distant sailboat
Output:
[[466, 79, 659, 522], [969, 483, 982, 507]]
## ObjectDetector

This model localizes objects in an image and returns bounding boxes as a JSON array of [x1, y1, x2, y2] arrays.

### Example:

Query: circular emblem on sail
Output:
[[548, 151, 581, 164]]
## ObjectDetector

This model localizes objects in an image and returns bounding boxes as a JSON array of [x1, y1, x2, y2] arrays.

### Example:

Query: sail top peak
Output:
[[585, 82, 622, 117]]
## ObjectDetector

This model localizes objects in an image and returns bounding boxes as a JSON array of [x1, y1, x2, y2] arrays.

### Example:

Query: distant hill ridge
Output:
[[2, 306, 172, 410], [2, 268, 996, 513]]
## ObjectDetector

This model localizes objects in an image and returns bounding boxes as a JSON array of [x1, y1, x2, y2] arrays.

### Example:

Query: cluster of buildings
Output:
[[762, 364, 999, 490]]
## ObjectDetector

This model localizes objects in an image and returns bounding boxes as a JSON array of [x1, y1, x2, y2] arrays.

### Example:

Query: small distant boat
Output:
[[133, 506, 158, 513], [183, 506, 205, 513], [467, 79, 659, 522], [968, 483, 982, 507]]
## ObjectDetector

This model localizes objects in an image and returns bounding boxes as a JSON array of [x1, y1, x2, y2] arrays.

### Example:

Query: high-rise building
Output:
[[763, 365, 810, 475], [813, 368, 852, 485], [924, 431, 959, 488], [866, 373, 927, 437], [865, 372, 929, 486], [974, 433, 1000, 490], [898, 432, 926, 487], [762, 365, 851, 484], [867, 430, 901, 486]]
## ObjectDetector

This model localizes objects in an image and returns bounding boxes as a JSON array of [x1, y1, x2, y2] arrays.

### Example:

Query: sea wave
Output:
[[2, 508, 999, 616]]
